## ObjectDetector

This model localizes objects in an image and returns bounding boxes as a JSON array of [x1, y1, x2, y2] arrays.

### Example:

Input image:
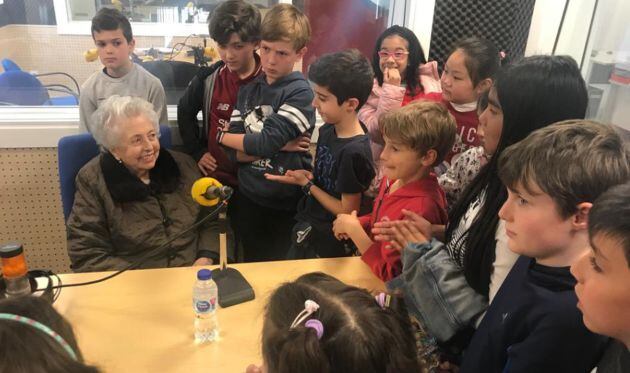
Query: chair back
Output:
[[58, 125, 172, 221]]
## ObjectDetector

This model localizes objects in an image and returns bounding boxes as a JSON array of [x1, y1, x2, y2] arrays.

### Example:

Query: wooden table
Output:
[[54, 257, 383, 373]]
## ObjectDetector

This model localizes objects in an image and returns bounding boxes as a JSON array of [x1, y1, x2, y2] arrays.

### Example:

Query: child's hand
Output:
[[372, 209, 432, 250], [333, 211, 361, 240], [245, 364, 263, 373], [197, 152, 217, 176], [281, 134, 311, 152], [264, 169, 312, 186], [384, 67, 402, 86]]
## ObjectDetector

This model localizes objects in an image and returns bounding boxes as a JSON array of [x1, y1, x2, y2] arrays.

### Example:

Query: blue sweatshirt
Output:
[[226, 72, 315, 211], [460, 256, 608, 373]]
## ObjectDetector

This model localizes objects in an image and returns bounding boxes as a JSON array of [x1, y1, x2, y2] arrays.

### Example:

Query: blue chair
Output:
[[58, 125, 172, 221], [2, 58, 21, 72], [0, 70, 50, 105], [0, 58, 79, 106]]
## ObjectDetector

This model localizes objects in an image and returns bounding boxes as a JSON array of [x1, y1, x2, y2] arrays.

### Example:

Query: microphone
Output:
[[190, 178, 255, 308], [191, 177, 233, 206]]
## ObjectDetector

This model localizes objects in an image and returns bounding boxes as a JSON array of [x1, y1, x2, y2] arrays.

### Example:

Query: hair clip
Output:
[[290, 299, 320, 329], [304, 319, 324, 339], [374, 292, 391, 309], [0, 313, 77, 360]]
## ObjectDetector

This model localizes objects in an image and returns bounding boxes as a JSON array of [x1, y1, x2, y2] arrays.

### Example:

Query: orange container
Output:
[[0, 243, 28, 279]]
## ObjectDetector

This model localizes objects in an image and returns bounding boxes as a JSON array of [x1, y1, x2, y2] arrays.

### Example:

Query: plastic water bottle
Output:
[[193, 269, 218, 343]]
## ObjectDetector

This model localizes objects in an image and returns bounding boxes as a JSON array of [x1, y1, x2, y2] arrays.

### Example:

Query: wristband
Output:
[[216, 129, 225, 144], [302, 181, 314, 196]]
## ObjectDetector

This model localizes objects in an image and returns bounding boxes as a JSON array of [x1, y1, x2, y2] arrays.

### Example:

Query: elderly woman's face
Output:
[[111, 115, 160, 178]]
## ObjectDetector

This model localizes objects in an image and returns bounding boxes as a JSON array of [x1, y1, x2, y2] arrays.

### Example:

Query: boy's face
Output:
[[311, 83, 347, 124], [217, 33, 258, 76], [499, 183, 584, 263], [93, 28, 134, 73], [441, 49, 477, 105], [260, 39, 306, 84], [380, 136, 428, 183], [571, 234, 630, 343]]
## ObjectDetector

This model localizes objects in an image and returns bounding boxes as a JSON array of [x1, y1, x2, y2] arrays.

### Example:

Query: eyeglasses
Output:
[[378, 50, 409, 60]]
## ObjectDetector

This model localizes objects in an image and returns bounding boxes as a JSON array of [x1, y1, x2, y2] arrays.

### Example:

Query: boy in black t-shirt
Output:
[[265, 49, 375, 258]]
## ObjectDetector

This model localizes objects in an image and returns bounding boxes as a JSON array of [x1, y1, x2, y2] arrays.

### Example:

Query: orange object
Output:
[[0, 243, 28, 279]]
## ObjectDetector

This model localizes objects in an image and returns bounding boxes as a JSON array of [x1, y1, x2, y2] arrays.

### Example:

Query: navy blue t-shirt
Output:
[[295, 122, 374, 233]]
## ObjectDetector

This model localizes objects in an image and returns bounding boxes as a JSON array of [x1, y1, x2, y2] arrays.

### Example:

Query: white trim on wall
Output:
[[405, 0, 436, 61], [52, 0, 209, 36]]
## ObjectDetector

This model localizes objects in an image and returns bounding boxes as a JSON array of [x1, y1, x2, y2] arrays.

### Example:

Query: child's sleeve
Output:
[[358, 81, 405, 146], [361, 197, 445, 281], [242, 85, 315, 158], [502, 310, 607, 372], [78, 86, 97, 133], [149, 81, 168, 125], [358, 214, 371, 230], [336, 148, 375, 194], [438, 147, 483, 207], [223, 91, 248, 163], [361, 239, 403, 281]]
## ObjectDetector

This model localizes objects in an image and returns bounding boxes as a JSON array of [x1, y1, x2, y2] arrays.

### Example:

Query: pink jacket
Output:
[[358, 61, 441, 192]]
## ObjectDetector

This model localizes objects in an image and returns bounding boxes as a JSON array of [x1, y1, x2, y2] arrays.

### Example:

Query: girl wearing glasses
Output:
[[359, 26, 441, 196]]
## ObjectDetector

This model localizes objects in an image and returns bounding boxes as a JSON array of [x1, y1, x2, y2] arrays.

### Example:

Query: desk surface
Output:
[[54, 257, 383, 373]]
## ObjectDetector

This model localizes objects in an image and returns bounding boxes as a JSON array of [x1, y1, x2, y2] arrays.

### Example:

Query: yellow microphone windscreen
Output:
[[191, 177, 223, 206]]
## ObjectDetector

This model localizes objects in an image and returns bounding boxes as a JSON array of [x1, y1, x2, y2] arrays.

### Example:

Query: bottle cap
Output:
[[197, 269, 212, 281], [0, 243, 23, 258]]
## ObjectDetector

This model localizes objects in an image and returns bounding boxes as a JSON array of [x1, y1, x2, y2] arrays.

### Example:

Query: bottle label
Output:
[[194, 297, 217, 313]]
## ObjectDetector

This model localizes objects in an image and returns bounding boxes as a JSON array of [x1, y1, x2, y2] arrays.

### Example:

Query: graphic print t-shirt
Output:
[[295, 122, 375, 232]]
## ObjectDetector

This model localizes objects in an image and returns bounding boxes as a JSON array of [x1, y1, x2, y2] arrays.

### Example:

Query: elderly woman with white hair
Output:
[[66, 95, 218, 272]]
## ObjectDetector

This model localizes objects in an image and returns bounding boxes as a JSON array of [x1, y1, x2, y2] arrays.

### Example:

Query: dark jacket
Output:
[[66, 150, 218, 272], [177, 60, 224, 162], [460, 256, 608, 373], [227, 72, 315, 211]]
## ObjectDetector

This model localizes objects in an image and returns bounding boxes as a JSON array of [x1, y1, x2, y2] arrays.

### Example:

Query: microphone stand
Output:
[[210, 197, 255, 308]]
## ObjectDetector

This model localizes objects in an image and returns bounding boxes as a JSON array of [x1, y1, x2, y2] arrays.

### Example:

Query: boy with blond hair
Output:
[[459, 120, 629, 372], [571, 182, 630, 373], [333, 101, 456, 281], [217, 4, 315, 261]]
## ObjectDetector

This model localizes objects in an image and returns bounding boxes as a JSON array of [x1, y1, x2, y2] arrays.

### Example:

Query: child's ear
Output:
[[475, 78, 492, 95], [296, 46, 307, 60], [129, 38, 136, 52], [344, 98, 360, 112], [421, 149, 437, 167], [572, 202, 593, 231]]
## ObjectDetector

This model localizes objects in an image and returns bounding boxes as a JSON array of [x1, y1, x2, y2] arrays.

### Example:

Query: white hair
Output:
[[92, 95, 160, 149]]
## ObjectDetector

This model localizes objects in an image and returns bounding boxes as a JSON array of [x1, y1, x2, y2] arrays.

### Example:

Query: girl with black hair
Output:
[[425, 37, 500, 167], [245, 272, 420, 373], [359, 25, 441, 195], [446, 55, 588, 300]]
